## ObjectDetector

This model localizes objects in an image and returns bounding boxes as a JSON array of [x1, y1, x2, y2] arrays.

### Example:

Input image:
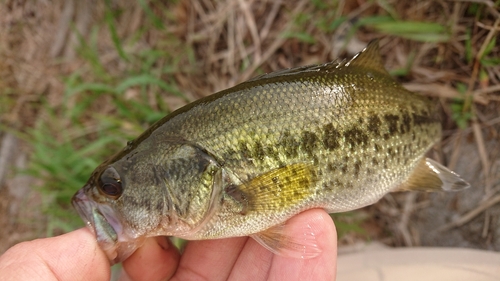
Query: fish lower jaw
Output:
[[90, 206, 143, 264], [98, 239, 120, 262], [97, 237, 145, 265]]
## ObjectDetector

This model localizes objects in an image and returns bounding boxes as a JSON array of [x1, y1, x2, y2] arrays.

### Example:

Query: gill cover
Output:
[[158, 141, 223, 228]]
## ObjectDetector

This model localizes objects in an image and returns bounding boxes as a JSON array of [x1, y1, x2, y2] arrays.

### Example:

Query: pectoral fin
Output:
[[229, 163, 316, 212], [251, 222, 321, 259], [396, 158, 470, 192]]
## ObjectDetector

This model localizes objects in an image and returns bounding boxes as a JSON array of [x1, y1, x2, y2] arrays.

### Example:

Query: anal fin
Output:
[[396, 158, 470, 192], [251, 222, 321, 259]]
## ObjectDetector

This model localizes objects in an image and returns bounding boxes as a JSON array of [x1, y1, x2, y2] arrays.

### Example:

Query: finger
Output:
[[0, 228, 110, 281], [227, 209, 337, 281], [122, 236, 180, 281], [170, 236, 248, 281], [226, 234, 274, 280], [267, 209, 337, 281]]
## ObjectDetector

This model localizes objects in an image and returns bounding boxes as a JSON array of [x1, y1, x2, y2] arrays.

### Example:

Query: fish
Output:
[[72, 41, 470, 264]]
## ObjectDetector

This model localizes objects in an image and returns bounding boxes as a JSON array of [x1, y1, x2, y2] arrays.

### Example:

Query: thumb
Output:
[[0, 228, 110, 281]]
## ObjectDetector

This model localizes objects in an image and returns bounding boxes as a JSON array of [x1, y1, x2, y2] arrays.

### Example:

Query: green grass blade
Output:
[[372, 21, 450, 42], [138, 0, 165, 29], [280, 31, 316, 44], [104, 0, 128, 61]]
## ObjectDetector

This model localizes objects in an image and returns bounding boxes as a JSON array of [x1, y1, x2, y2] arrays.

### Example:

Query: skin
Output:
[[0, 209, 337, 281]]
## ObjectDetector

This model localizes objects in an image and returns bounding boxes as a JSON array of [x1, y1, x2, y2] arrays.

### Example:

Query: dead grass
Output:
[[0, 0, 499, 252]]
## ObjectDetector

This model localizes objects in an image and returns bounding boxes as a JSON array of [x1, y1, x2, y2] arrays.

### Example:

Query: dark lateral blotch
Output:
[[368, 115, 382, 135], [301, 131, 319, 157], [323, 123, 341, 151], [343, 127, 368, 150]]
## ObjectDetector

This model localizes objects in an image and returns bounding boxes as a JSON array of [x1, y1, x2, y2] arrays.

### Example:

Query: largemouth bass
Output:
[[72, 41, 469, 264]]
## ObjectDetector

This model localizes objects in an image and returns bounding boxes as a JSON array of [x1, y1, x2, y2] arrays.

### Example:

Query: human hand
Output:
[[0, 227, 110, 280], [0, 209, 337, 281]]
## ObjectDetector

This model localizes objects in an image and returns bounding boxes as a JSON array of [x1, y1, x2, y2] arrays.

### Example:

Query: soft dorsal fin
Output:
[[345, 39, 390, 76], [396, 158, 470, 192]]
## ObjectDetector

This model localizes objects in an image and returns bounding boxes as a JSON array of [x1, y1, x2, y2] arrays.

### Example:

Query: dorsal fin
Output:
[[246, 40, 387, 83], [247, 59, 342, 82], [345, 39, 390, 76]]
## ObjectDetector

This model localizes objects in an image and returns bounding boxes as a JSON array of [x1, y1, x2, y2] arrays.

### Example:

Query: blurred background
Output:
[[0, 0, 499, 256]]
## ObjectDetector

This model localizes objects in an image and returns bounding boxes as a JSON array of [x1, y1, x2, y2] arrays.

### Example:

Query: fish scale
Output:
[[72, 41, 469, 263]]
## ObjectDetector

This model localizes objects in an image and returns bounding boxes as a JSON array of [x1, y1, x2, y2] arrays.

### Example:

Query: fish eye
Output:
[[97, 167, 123, 199]]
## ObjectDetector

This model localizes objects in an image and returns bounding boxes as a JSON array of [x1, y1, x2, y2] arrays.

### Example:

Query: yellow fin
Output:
[[396, 158, 470, 192], [229, 163, 315, 212], [251, 222, 321, 259], [346, 39, 390, 76]]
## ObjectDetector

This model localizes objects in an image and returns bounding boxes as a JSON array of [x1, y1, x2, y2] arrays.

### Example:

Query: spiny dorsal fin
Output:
[[345, 39, 390, 76], [396, 158, 470, 192], [246, 59, 342, 82], [247, 40, 386, 83]]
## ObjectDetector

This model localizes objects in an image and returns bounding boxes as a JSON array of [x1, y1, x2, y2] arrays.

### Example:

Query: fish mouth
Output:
[[72, 188, 142, 264]]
